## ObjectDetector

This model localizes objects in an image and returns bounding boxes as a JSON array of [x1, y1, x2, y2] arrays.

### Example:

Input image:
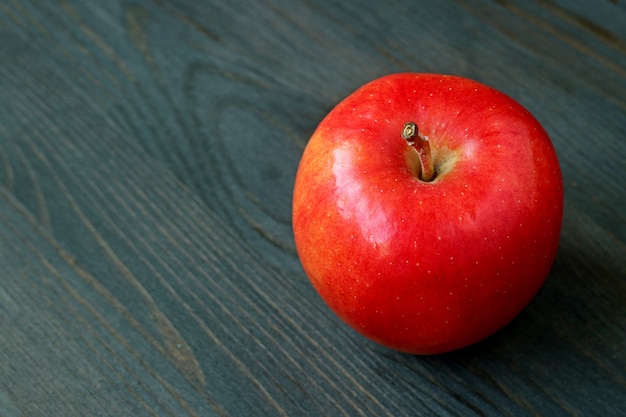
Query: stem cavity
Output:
[[402, 121, 435, 182]]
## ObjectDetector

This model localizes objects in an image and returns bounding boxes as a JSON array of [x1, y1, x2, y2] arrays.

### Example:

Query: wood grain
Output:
[[1, 0, 625, 416]]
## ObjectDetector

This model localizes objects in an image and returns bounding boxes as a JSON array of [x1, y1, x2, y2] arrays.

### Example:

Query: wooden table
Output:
[[1, 1, 625, 415]]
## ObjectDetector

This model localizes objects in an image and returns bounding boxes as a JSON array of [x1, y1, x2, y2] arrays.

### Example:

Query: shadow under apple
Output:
[[369, 211, 626, 414]]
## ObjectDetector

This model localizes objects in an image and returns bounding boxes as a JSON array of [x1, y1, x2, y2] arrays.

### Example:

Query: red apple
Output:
[[292, 73, 563, 354]]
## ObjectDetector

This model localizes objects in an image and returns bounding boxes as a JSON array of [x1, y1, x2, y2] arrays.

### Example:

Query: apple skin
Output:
[[292, 73, 563, 355]]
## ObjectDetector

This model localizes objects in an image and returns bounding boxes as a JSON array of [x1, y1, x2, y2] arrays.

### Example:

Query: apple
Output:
[[292, 73, 563, 355]]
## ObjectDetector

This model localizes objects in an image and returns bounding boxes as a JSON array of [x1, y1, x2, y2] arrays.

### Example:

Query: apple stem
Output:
[[402, 122, 435, 182]]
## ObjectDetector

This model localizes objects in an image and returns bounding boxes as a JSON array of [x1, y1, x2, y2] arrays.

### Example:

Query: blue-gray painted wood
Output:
[[1, 1, 625, 416]]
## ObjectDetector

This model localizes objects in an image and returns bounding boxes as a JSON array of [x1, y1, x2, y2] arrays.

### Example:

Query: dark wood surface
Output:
[[1, 1, 625, 416]]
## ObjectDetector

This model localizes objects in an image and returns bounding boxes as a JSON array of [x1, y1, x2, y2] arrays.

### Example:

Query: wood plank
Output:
[[1, 0, 625, 415]]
